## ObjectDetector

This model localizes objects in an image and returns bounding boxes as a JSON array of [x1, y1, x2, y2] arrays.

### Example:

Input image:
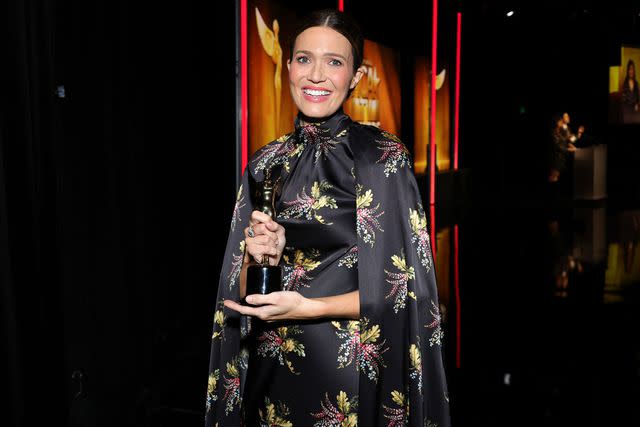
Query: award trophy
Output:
[[246, 166, 282, 295]]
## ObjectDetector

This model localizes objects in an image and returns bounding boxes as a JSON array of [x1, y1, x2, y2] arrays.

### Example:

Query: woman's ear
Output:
[[350, 65, 367, 89], [287, 58, 291, 73]]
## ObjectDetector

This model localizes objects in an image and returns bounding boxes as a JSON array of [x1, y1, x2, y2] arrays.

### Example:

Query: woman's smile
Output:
[[287, 26, 363, 119], [301, 85, 333, 102]]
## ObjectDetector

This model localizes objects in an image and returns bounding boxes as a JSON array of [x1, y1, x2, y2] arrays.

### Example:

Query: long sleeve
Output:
[[205, 168, 253, 426], [351, 124, 451, 427]]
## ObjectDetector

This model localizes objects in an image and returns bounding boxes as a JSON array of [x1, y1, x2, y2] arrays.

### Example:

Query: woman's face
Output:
[[629, 64, 636, 79], [287, 26, 364, 119]]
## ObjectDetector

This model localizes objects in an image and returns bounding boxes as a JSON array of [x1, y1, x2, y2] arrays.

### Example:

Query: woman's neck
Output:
[[297, 109, 343, 126]]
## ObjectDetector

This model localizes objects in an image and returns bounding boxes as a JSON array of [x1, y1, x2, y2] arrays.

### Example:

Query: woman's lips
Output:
[[301, 87, 332, 103]]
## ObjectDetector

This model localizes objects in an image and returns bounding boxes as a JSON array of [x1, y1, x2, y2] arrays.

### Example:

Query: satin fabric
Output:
[[205, 110, 450, 426]]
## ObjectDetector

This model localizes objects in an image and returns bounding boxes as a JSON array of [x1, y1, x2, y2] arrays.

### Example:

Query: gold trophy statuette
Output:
[[246, 167, 282, 296]]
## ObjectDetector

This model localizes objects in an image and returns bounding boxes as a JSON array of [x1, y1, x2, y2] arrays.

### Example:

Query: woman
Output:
[[548, 114, 575, 184], [206, 9, 450, 426], [621, 59, 639, 115]]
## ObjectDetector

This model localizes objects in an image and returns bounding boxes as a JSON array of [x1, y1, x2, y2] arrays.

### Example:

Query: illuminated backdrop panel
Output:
[[414, 57, 451, 174], [248, 1, 402, 158]]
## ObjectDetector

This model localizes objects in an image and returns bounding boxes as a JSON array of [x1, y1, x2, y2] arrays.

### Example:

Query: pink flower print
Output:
[[358, 325, 389, 382], [333, 318, 388, 382], [425, 300, 443, 347], [222, 355, 244, 415], [278, 181, 337, 224], [227, 240, 245, 290], [256, 325, 306, 374], [252, 141, 283, 174], [279, 186, 314, 219], [258, 396, 293, 426], [301, 124, 320, 140], [384, 253, 416, 313], [281, 249, 321, 291], [252, 133, 301, 174], [376, 131, 411, 177], [332, 320, 360, 369], [409, 206, 433, 271], [356, 184, 384, 247], [338, 246, 358, 269], [314, 128, 347, 163], [383, 390, 409, 427], [205, 369, 219, 413], [314, 137, 340, 163], [230, 184, 246, 232], [409, 340, 423, 394], [310, 391, 358, 427]]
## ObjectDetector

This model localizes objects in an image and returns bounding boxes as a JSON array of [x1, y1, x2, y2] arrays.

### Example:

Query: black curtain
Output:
[[2, 1, 237, 426], [3, 0, 66, 425]]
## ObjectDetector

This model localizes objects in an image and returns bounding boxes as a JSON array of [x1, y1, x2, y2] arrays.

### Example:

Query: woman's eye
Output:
[[329, 59, 343, 66], [296, 56, 310, 64]]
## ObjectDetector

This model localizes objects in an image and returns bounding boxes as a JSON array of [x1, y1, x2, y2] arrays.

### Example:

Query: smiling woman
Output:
[[205, 9, 450, 427], [287, 26, 365, 119]]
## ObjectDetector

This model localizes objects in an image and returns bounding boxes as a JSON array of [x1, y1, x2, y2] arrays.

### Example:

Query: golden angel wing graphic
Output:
[[435, 69, 446, 90], [255, 7, 275, 57]]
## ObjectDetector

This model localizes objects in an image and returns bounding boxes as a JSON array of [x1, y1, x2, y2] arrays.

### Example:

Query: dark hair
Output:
[[551, 113, 564, 130], [289, 9, 364, 75], [625, 59, 637, 82]]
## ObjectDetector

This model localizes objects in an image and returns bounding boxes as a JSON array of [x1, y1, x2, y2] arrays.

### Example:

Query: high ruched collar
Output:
[[293, 109, 352, 144]]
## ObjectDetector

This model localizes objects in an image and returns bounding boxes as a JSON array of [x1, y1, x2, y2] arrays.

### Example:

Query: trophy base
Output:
[[246, 264, 282, 295]]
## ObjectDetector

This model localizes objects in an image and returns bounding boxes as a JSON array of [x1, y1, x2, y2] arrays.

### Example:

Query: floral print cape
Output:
[[205, 110, 450, 426]]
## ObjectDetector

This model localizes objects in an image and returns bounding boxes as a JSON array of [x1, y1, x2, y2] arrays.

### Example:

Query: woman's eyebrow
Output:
[[294, 50, 347, 60]]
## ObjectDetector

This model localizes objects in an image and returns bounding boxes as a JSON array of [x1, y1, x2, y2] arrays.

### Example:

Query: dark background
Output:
[[2, 0, 639, 426]]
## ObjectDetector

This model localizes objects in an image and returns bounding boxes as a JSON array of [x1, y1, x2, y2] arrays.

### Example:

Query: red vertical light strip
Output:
[[240, 0, 248, 172], [338, 0, 344, 11], [429, 0, 438, 205], [454, 12, 461, 170], [454, 224, 461, 368]]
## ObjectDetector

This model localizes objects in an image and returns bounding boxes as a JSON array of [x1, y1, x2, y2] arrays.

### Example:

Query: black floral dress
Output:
[[205, 110, 450, 427]]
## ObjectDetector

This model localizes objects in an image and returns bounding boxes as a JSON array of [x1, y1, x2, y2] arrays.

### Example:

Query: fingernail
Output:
[[245, 296, 253, 304]]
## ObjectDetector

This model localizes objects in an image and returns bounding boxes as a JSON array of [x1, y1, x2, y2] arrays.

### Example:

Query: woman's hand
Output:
[[244, 211, 286, 266], [224, 291, 321, 322], [225, 290, 360, 321]]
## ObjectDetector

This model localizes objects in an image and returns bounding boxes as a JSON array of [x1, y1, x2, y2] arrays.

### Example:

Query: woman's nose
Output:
[[307, 63, 326, 83]]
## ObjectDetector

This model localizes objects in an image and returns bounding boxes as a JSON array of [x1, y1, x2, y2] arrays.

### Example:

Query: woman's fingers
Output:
[[246, 223, 279, 243], [244, 211, 286, 264], [250, 210, 273, 225], [248, 211, 283, 235], [245, 293, 278, 306], [223, 292, 304, 322], [249, 233, 278, 246], [224, 300, 264, 318], [244, 239, 277, 264], [223, 299, 277, 322], [246, 244, 277, 260], [255, 221, 286, 249], [263, 220, 281, 232], [250, 211, 283, 237], [275, 226, 286, 248]]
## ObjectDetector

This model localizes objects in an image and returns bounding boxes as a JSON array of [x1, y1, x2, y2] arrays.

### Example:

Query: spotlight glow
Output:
[[506, 10, 514, 17]]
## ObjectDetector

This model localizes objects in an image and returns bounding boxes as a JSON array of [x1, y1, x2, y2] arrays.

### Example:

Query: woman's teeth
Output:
[[303, 89, 331, 96]]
